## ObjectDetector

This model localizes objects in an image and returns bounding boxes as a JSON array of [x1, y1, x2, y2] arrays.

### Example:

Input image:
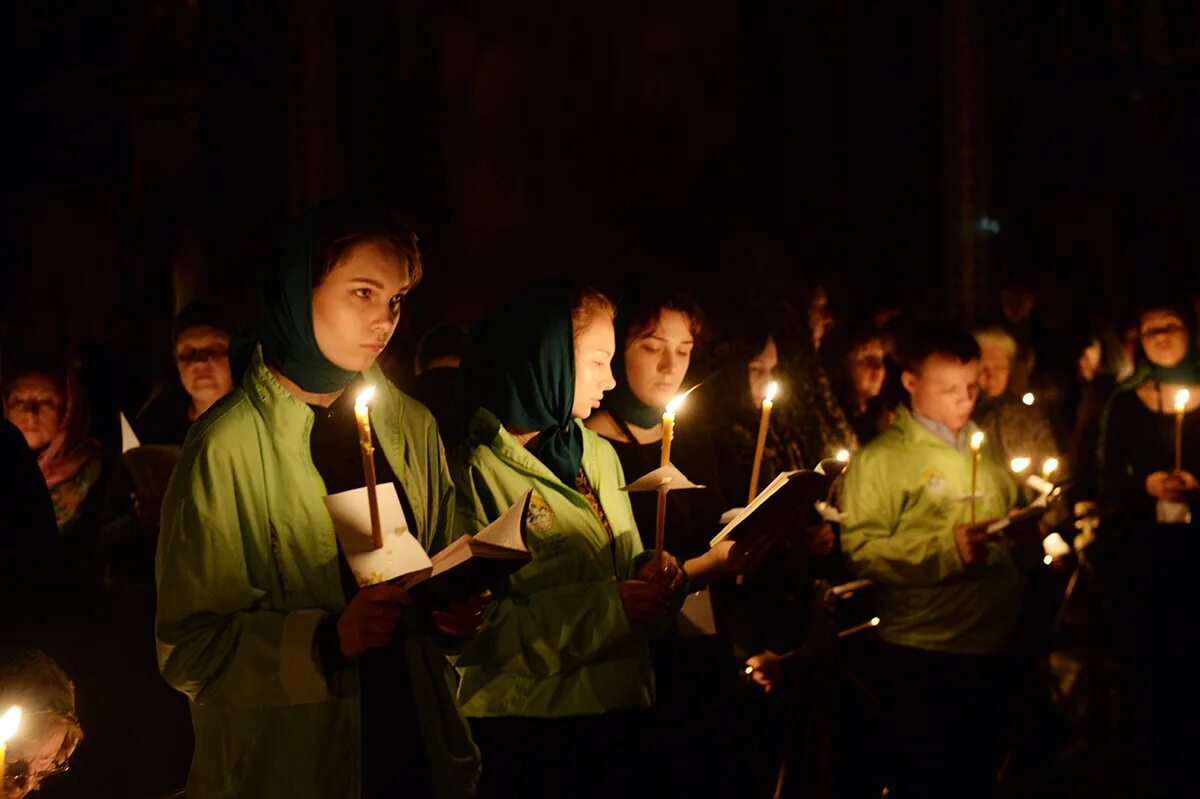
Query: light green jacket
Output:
[[449, 408, 654, 718], [155, 348, 479, 799], [841, 404, 1033, 655]]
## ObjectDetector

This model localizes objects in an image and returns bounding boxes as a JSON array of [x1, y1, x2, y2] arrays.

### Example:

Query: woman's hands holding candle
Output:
[[432, 592, 492, 639], [618, 580, 673, 622], [338, 584, 411, 657], [1146, 470, 1200, 503], [638, 549, 685, 592]]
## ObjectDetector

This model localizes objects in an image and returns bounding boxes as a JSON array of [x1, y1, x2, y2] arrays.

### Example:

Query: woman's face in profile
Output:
[[572, 315, 617, 420], [4, 373, 64, 451], [312, 241, 412, 374], [1139, 309, 1190, 370]]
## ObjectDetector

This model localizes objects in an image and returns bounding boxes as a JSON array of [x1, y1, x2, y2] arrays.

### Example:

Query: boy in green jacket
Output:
[[841, 321, 1044, 799]]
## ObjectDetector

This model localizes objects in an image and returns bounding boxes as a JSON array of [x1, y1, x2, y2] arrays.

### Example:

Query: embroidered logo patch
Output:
[[525, 494, 556, 534], [920, 468, 948, 498]]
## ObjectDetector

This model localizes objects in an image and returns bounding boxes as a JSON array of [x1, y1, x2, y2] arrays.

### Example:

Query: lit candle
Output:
[[835, 448, 850, 464], [969, 431, 985, 522], [1042, 457, 1059, 479], [0, 705, 21, 786], [1022, 392, 1035, 406], [1010, 456, 1031, 474], [747, 381, 779, 504], [655, 388, 694, 568], [354, 386, 383, 550], [1176, 389, 1190, 473]]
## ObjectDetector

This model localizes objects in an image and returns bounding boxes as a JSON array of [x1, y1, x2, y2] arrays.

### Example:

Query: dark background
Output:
[[4, 0, 1197, 367], [2, 3, 1198, 797]]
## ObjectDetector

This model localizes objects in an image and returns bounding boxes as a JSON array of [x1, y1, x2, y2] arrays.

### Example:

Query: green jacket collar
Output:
[[466, 407, 598, 496], [893, 403, 980, 455]]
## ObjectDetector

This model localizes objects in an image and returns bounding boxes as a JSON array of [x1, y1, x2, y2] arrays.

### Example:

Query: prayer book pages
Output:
[[324, 483, 433, 587], [620, 463, 705, 493], [404, 489, 534, 606], [710, 470, 827, 547], [122, 445, 181, 520]]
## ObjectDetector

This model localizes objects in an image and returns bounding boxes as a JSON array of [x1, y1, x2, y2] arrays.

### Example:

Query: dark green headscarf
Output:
[[453, 280, 582, 486], [256, 199, 364, 393], [603, 304, 664, 429]]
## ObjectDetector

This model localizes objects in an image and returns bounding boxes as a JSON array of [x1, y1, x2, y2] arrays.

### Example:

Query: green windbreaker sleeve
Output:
[[423, 416, 458, 557], [451, 461, 635, 678], [156, 434, 333, 709], [840, 447, 966, 586]]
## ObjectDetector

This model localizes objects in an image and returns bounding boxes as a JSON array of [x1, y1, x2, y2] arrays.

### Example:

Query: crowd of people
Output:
[[2, 198, 1198, 798]]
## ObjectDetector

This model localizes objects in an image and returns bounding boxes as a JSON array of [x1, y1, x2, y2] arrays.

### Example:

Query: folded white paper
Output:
[[677, 588, 717, 637], [323, 483, 432, 587], [620, 463, 705, 493], [120, 411, 141, 453]]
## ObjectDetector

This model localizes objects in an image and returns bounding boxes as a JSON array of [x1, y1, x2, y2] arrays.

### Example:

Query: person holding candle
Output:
[[0, 648, 83, 798], [840, 321, 1044, 799], [155, 199, 483, 799], [447, 280, 686, 799], [970, 325, 1061, 492], [1096, 298, 1199, 791], [584, 285, 755, 795]]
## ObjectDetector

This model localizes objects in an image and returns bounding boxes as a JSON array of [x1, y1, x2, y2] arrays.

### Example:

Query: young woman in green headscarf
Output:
[[448, 280, 685, 799], [155, 199, 483, 799]]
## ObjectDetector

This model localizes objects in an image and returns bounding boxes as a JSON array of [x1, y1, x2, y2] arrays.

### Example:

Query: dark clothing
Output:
[[709, 404, 806, 508], [306, 386, 435, 799], [1100, 388, 1199, 526], [601, 420, 751, 796], [869, 641, 1012, 799], [0, 418, 58, 590], [469, 710, 650, 799], [604, 423, 727, 561], [134, 387, 194, 447], [408, 366, 459, 435]]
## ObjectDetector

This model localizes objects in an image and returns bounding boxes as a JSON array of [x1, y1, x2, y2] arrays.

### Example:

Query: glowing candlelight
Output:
[[0, 705, 22, 786], [1010, 456, 1031, 473], [1176, 389, 1190, 473], [354, 387, 383, 550], [969, 431, 984, 523], [654, 386, 697, 569], [1022, 392, 1035, 406], [835, 449, 850, 463], [660, 387, 696, 467], [747, 381, 779, 504], [837, 616, 882, 639], [1042, 458, 1059, 479]]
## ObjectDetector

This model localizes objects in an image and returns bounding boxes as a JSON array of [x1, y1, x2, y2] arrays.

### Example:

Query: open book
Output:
[[325, 484, 532, 603], [710, 470, 828, 547], [403, 490, 534, 606], [985, 482, 1068, 538]]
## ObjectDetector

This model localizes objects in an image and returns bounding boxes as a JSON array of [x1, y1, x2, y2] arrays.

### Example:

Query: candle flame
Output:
[[0, 705, 21, 744], [836, 449, 850, 463], [665, 384, 700, 418], [970, 431, 985, 451], [1042, 457, 1059, 477], [354, 386, 376, 411], [1177, 389, 1191, 413], [1043, 554, 1053, 565], [1022, 392, 1035, 406], [765, 381, 779, 404], [1010, 456, 1031, 473], [869, 616, 880, 626]]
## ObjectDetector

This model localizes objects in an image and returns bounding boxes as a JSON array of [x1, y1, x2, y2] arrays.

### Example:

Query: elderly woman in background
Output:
[[3, 361, 103, 534], [971, 325, 1059, 479]]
